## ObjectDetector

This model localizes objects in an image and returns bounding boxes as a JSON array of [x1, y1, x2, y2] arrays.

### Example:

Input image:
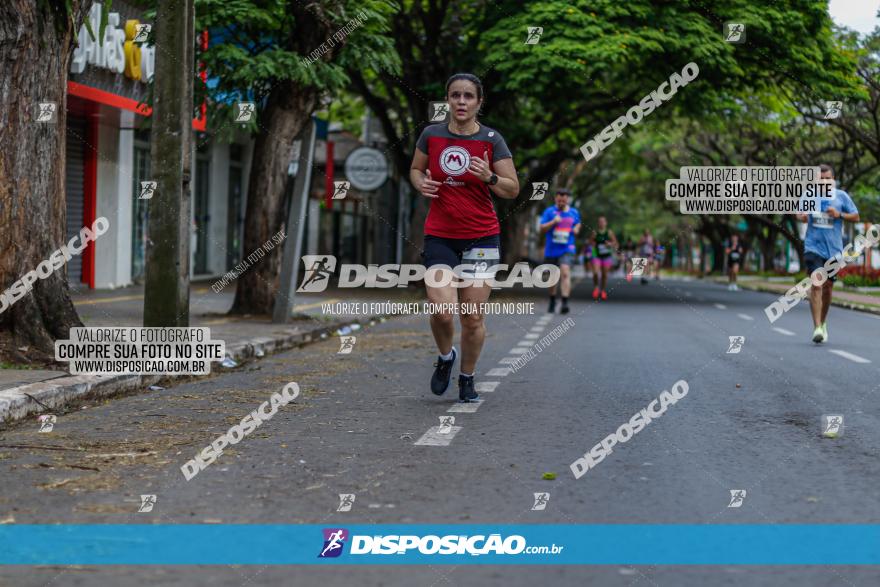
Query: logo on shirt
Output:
[[439, 146, 471, 176]]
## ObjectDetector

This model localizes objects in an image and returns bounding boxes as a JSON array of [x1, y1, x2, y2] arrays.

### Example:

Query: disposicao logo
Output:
[[319, 528, 349, 558]]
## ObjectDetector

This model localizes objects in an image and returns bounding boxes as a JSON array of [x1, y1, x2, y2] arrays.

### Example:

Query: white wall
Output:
[[94, 106, 133, 289]]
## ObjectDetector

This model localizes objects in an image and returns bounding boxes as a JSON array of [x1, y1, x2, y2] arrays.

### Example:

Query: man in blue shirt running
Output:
[[539, 189, 581, 313], [796, 164, 859, 343]]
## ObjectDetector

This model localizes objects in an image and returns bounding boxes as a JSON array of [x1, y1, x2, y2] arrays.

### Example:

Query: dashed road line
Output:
[[510, 347, 530, 354], [530, 326, 545, 333], [714, 303, 727, 310], [499, 357, 518, 364], [524, 333, 539, 340], [447, 401, 483, 413], [828, 349, 871, 364], [737, 313, 754, 321], [475, 381, 500, 393], [486, 367, 511, 377], [414, 426, 463, 446], [773, 327, 795, 336]]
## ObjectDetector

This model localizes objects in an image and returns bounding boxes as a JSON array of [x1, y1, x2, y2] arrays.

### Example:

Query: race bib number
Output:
[[730, 251, 741, 261], [597, 243, 611, 255], [460, 247, 500, 279], [552, 228, 570, 244], [812, 212, 833, 229]]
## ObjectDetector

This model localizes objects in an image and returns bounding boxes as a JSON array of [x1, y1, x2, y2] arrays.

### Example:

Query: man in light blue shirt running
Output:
[[796, 164, 859, 343]]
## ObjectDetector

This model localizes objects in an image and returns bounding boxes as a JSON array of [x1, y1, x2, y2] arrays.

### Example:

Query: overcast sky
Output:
[[828, 0, 879, 35]]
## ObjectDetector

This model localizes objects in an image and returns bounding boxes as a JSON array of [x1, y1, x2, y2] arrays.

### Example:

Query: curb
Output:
[[707, 277, 880, 317], [0, 314, 386, 428]]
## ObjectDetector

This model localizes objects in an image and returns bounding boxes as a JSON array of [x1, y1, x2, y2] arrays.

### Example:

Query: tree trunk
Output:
[[497, 199, 528, 264], [760, 226, 778, 273], [230, 81, 318, 315], [710, 239, 725, 273], [0, 0, 90, 356], [144, 0, 193, 327]]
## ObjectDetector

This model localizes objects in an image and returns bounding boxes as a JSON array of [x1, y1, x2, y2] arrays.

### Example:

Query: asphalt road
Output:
[[1, 276, 879, 586]]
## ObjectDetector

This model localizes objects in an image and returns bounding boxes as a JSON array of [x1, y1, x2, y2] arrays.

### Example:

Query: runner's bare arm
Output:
[[573, 222, 582, 236], [828, 207, 859, 222], [410, 148, 442, 199], [467, 150, 519, 199], [488, 156, 519, 199]]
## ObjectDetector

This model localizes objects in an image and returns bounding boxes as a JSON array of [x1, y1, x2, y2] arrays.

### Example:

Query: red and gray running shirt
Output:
[[415, 123, 513, 239]]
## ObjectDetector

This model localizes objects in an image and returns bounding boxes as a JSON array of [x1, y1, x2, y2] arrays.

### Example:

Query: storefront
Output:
[[65, 0, 252, 289]]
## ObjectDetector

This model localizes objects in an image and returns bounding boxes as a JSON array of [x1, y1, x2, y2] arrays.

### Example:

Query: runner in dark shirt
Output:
[[725, 234, 744, 291], [410, 73, 520, 402]]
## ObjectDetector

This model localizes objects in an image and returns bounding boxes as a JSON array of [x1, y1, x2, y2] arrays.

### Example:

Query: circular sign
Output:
[[439, 145, 471, 176], [344, 147, 389, 191]]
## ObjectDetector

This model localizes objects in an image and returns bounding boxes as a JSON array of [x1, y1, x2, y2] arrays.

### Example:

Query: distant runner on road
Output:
[[638, 230, 655, 285], [653, 242, 665, 281], [726, 234, 744, 291], [410, 72, 520, 402], [539, 188, 580, 314], [590, 216, 618, 300], [796, 164, 858, 344]]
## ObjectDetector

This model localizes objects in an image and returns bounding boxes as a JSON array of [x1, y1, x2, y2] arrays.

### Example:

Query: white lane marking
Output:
[[516, 340, 533, 347], [447, 401, 482, 413], [773, 327, 795, 336], [499, 357, 518, 364], [737, 313, 754, 321], [486, 367, 511, 376], [510, 347, 531, 354], [714, 303, 727, 310], [828, 349, 871, 364], [524, 333, 539, 340], [475, 381, 500, 392], [414, 426, 462, 445], [530, 326, 545, 333]]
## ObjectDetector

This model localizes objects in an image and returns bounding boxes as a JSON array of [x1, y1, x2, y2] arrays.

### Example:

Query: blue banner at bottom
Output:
[[1, 525, 878, 565]]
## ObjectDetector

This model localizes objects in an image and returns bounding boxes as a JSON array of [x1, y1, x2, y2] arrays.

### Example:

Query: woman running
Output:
[[726, 234, 744, 291], [590, 216, 618, 300], [410, 73, 520, 402]]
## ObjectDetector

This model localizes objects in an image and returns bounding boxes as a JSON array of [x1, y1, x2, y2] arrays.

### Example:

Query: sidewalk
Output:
[[708, 275, 880, 315], [0, 283, 423, 427]]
